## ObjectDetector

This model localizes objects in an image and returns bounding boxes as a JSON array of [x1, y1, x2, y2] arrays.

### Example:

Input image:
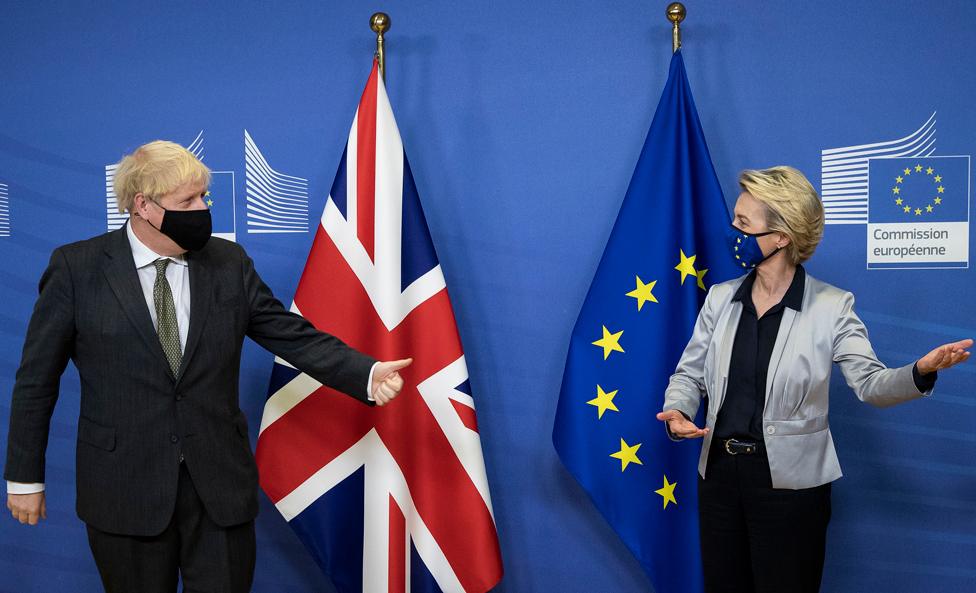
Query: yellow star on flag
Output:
[[895, 198, 903, 205], [915, 164, 923, 172], [926, 167, 934, 175], [915, 208, 922, 215], [675, 249, 698, 285], [934, 175, 942, 182], [896, 175, 903, 183], [592, 326, 624, 360], [625, 276, 658, 311], [609, 438, 643, 471], [935, 197, 942, 204], [903, 205, 911, 213], [695, 268, 708, 291], [206, 198, 214, 207], [937, 186, 945, 194], [926, 205, 933, 213], [587, 385, 619, 419], [892, 187, 900, 194], [903, 167, 911, 175], [655, 475, 678, 509]]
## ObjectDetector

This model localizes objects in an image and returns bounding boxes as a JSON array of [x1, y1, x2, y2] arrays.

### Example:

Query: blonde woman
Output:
[[657, 166, 971, 593]]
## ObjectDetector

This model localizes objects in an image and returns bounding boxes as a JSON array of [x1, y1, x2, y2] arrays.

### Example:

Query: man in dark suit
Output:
[[4, 140, 411, 592]]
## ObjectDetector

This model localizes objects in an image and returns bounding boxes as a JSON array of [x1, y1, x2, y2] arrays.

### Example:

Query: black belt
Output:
[[719, 438, 763, 456]]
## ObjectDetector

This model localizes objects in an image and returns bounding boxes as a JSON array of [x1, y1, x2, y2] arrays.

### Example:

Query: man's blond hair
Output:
[[113, 140, 211, 213], [738, 166, 824, 265]]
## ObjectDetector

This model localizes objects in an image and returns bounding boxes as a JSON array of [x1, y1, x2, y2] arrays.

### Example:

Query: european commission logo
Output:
[[244, 130, 309, 233], [105, 131, 237, 242], [821, 113, 971, 269], [0, 182, 10, 237]]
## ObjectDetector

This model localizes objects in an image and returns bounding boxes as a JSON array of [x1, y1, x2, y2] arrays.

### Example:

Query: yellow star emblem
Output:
[[903, 167, 912, 175], [934, 175, 942, 182], [675, 250, 698, 285], [609, 438, 643, 471], [926, 167, 934, 175], [934, 197, 942, 204], [895, 198, 903, 205], [915, 208, 922, 215], [625, 276, 658, 311], [206, 198, 214, 207], [587, 385, 619, 419], [892, 187, 900, 194], [655, 475, 678, 509], [937, 186, 945, 194], [896, 175, 903, 183], [903, 205, 911, 213], [592, 326, 624, 360], [915, 164, 923, 172], [695, 268, 708, 291], [926, 205, 933, 213]]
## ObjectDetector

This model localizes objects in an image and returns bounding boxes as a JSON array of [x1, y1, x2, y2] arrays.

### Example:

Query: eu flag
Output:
[[553, 51, 740, 593]]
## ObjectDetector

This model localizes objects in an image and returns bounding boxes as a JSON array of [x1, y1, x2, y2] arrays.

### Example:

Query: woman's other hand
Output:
[[656, 409, 710, 439], [917, 339, 973, 375]]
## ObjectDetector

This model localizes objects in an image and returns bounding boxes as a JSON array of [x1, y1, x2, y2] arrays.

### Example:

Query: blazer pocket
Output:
[[78, 416, 116, 451]]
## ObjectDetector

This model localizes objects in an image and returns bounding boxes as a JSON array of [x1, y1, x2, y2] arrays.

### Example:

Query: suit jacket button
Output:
[[175, 393, 184, 401], [170, 434, 179, 443], [766, 426, 775, 435]]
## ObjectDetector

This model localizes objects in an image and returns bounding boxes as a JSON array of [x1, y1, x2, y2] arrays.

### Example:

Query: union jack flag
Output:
[[254, 61, 503, 593]]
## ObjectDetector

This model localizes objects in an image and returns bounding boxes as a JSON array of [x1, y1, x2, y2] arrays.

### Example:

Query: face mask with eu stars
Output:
[[726, 225, 781, 270]]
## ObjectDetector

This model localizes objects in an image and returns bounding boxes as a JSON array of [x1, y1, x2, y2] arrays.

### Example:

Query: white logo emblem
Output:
[[244, 130, 309, 234]]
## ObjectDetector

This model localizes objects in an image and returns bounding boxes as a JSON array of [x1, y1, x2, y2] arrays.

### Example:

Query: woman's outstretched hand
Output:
[[916, 339, 973, 375], [656, 409, 710, 439]]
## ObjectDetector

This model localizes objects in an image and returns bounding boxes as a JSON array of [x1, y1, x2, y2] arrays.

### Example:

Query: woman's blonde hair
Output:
[[738, 166, 824, 265], [113, 140, 211, 213]]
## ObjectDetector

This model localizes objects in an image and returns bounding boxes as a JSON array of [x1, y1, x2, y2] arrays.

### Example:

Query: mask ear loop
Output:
[[139, 196, 168, 233]]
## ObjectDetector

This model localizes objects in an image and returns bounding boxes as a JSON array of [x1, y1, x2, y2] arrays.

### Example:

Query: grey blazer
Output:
[[663, 271, 932, 490]]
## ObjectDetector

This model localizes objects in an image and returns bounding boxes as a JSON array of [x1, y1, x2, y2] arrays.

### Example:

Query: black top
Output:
[[714, 266, 807, 440], [713, 265, 937, 442]]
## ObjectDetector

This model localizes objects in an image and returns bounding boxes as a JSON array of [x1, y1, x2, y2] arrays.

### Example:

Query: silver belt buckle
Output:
[[724, 438, 739, 455]]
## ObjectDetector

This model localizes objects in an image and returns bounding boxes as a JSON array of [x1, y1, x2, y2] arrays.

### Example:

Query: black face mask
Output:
[[148, 205, 212, 252]]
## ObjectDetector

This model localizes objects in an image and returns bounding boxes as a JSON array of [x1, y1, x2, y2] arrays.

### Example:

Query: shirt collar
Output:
[[731, 264, 805, 311], [125, 220, 187, 269]]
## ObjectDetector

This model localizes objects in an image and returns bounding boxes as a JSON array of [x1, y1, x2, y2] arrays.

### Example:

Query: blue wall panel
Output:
[[0, 1, 973, 591]]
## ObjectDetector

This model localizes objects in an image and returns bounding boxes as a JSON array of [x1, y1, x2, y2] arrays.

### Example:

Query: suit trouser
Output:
[[86, 462, 256, 593], [698, 441, 831, 593]]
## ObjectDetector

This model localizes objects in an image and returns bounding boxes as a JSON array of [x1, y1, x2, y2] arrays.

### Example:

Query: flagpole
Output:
[[666, 2, 685, 52], [370, 12, 391, 80]]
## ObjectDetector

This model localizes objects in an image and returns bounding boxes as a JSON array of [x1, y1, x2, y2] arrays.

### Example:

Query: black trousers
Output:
[[86, 463, 256, 593], [698, 441, 831, 593]]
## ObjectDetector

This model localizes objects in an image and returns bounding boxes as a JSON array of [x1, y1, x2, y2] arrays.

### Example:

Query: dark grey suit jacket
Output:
[[4, 226, 375, 535]]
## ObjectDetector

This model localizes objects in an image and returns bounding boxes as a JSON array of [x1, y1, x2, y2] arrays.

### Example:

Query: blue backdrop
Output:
[[1, 1, 973, 592]]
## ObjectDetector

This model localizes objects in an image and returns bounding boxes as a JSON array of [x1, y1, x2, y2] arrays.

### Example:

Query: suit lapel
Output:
[[102, 226, 171, 368], [765, 307, 798, 404], [715, 301, 743, 411], [177, 250, 212, 384]]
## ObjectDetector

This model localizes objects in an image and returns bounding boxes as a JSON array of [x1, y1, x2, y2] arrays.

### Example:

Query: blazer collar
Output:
[[102, 223, 171, 372], [731, 264, 806, 311], [102, 222, 214, 384], [177, 248, 212, 385]]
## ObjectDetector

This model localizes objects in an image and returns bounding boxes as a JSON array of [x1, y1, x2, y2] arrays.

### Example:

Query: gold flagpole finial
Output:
[[666, 3, 686, 53], [370, 12, 391, 80]]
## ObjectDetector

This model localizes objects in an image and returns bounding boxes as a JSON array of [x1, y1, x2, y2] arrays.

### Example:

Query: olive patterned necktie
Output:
[[152, 258, 182, 376]]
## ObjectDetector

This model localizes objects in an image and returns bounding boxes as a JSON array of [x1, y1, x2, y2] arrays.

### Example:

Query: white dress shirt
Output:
[[8, 223, 377, 496]]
